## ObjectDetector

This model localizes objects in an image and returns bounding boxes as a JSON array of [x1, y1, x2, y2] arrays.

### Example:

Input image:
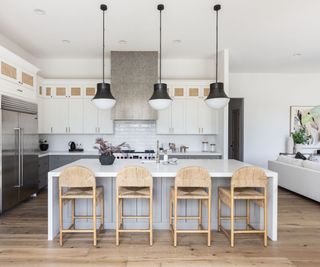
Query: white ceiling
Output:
[[0, 0, 320, 73]]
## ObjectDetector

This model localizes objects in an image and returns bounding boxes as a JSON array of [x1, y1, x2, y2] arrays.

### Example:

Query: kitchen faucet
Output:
[[156, 140, 160, 163]]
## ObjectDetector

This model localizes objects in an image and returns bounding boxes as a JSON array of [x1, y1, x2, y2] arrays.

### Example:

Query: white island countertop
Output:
[[49, 158, 276, 178]]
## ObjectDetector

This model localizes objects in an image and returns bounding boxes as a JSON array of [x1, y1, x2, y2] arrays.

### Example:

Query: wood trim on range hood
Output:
[[111, 51, 158, 120]]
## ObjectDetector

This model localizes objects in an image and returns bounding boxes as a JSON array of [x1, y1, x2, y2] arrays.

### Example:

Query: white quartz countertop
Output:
[[39, 151, 221, 158], [48, 159, 277, 178]]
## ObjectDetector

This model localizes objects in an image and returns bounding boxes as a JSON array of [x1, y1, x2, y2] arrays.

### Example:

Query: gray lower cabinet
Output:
[[38, 154, 99, 189], [38, 155, 49, 190], [49, 155, 99, 170]]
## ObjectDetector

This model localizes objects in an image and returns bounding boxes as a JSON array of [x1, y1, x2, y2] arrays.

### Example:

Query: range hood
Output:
[[111, 51, 158, 120]]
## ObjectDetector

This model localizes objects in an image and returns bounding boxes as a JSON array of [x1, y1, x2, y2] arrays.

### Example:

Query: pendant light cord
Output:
[[159, 8, 162, 83], [215, 7, 219, 83], [102, 8, 105, 83]]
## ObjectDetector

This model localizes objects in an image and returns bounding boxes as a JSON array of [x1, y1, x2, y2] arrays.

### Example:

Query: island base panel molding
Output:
[[48, 175, 277, 241]]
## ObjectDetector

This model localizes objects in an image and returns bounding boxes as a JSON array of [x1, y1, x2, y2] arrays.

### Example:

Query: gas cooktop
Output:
[[114, 150, 155, 159]]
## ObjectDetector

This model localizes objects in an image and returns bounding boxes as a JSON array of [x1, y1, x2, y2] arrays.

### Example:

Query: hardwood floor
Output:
[[0, 188, 319, 267]]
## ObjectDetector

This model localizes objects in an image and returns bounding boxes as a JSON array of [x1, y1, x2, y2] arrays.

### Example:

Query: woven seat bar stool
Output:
[[170, 166, 212, 247], [218, 166, 268, 247], [116, 166, 153, 246], [59, 166, 104, 246]]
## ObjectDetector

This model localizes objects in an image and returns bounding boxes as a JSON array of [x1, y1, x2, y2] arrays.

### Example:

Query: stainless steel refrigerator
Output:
[[0, 95, 38, 214]]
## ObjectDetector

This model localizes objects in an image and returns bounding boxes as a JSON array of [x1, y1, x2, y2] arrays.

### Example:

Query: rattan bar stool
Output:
[[116, 166, 153, 246], [170, 166, 212, 247], [218, 166, 268, 247], [59, 166, 104, 246]]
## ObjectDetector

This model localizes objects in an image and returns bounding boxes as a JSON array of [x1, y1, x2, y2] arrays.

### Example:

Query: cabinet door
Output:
[[41, 98, 55, 133], [156, 106, 172, 134], [1, 61, 18, 83], [69, 98, 83, 133], [171, 99, 185, 134], [50, 98, 69, 134], [185, 99, 199, 134], [198, 99, 218, 134], [83, 98, 98, 134], [37, 97, 45, 133], [98, 109, 113, 134]]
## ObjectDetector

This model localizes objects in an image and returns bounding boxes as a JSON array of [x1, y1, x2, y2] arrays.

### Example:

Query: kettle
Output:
[[68, 141, 76, 151]]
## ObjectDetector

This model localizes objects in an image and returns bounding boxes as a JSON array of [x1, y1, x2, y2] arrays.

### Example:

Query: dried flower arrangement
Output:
[[94, 138, 129, 156]]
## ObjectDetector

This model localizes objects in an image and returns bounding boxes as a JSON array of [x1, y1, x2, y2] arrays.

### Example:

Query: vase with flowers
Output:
[[94, 138, 128, 165]]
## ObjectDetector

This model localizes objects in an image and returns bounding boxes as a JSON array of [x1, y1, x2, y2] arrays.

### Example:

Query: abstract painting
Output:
[[290, 106, 320, 145]]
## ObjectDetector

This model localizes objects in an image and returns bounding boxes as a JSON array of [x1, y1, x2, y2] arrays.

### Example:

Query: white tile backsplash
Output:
[[41, 121, 217, 152]]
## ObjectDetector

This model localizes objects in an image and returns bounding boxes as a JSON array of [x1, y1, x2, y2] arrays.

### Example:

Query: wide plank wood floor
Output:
[[0, 188, 319, 267]]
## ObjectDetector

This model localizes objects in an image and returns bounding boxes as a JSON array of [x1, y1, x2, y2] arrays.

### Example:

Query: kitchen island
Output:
[[48, 159, 278, 241]]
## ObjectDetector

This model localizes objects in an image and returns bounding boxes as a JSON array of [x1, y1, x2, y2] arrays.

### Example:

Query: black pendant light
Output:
[[205, 4, 230, 109], [92, 4, 116, 110], [149, 4, 172, 110]]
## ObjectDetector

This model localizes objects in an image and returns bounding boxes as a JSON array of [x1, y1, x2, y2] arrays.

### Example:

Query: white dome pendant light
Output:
[[92, 4, 116, 110], [149, 4, 172, 110], [205, 4, 230, 109]]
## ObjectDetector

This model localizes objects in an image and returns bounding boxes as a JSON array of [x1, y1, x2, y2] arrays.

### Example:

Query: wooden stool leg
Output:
[[169, 194, 172, 226], [198, 199, 202, 228], [207, 195, 211, 247], [120, 198, 123, 228], [149, 189, 153, 246], [101, 195, 104, 231], [59, 191, 63, 246], [230, 199, 235, 248], [264, 195, 268, 247], [93, 196, 97, 246], [116, 195, 119, 246], [72, 199, 75, 228], [173, 192, 177, 247], [218, 196, 221, 232], [246, 200, 250, 230]]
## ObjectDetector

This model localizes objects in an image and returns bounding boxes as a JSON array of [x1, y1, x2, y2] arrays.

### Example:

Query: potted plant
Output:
[[39, 139, 49, 151], [292, 128, 309, 153], [94, 138, 128, 165]]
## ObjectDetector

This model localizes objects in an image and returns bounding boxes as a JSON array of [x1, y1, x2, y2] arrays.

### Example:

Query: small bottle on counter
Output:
[[163, 150, 168, 162]]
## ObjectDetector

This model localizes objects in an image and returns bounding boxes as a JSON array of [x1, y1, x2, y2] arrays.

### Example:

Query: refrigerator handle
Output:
[[21, 128, 24, 187], [13, 127, 21, 188]]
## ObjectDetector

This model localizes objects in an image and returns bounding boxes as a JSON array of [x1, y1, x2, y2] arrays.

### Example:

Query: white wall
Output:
[[229, 73, 320, 168], [0, 33, 37, 65], [36, 57, 214, 79]]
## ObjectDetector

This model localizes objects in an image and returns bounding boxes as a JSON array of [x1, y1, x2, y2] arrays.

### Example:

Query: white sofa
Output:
[[268, 155, 320, 202]]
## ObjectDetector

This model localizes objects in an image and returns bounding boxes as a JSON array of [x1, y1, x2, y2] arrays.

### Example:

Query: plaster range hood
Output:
[[111, 51, 158, 120]]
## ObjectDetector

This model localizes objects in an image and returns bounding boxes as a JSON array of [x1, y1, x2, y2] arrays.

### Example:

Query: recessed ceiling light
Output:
[[293, 53, 302, 57], [118, 40, 127, 44], [34, 8, 46, 15], [173, 39, 182, 44], [62, 39, 71, 44]]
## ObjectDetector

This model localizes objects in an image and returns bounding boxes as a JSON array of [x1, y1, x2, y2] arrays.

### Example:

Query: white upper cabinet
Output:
[[156, 83, 219, 135], [185, 98, 199, 134], [171, 99, 185, 134], [38, 83, 114, 134], [0, 46, 38, 101], [83, 98, 99, 134], [68, 98, 83, 133]]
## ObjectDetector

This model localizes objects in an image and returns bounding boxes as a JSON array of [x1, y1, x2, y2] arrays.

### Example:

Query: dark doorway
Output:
[[228, 98, 244, 161]]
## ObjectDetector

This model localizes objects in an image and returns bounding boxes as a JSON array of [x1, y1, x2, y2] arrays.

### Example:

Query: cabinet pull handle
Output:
[[51, 127, 53, 133], [17, 89, 23, 93]]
